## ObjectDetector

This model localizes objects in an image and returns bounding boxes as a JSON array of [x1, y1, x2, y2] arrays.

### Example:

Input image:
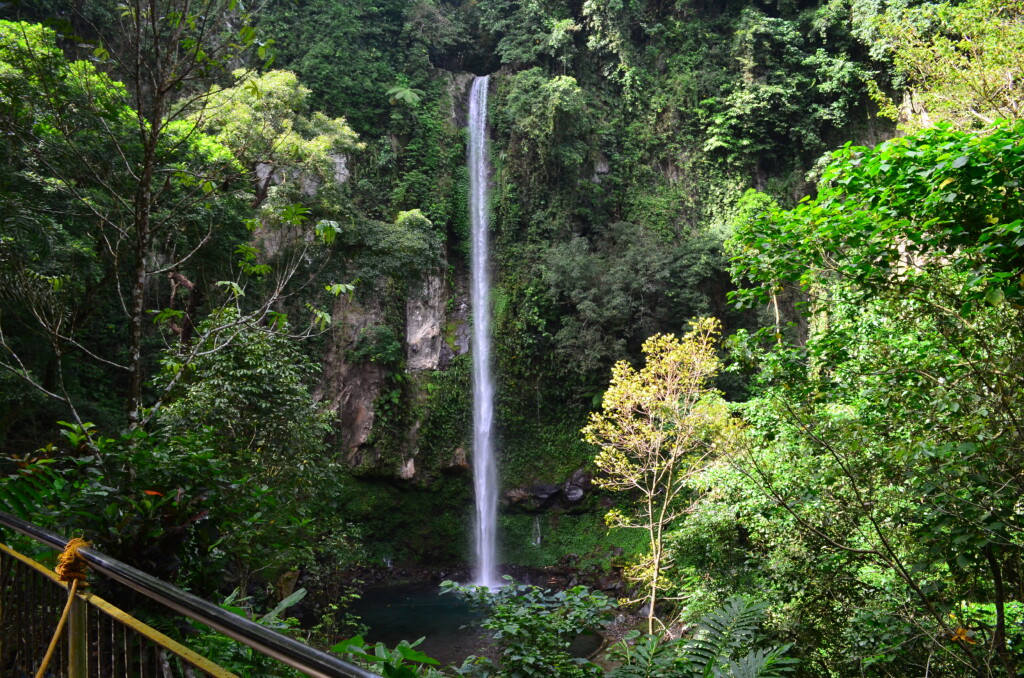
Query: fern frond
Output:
[[0, 467, 57, 517], [683, 596, 769, 677], [608, 633, 693, 678], [719, 645, 797, 678]]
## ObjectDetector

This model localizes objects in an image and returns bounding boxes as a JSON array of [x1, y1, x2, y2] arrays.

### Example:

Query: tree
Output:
[[583, 316, 742, 633], [152, 307, 345, 592], [874, 0, 1024, 130], [196, 68, 361, 209], [154, 307, 333, 482], [0, 17, 247, 427], [67, 0, 269, 425], [0, 11, 354, 436], [724, 121, 1024, 675]]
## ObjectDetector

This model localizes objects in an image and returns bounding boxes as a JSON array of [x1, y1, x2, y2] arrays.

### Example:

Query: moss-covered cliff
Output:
[[242, 0, 897, 568]]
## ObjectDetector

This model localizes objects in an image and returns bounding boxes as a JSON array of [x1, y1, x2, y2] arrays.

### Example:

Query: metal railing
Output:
[[1, 542, 235, 677], [0, 511, 381, 678]]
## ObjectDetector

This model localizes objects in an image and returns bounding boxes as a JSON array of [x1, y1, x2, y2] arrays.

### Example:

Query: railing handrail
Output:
[[0, 510, 381, 678]]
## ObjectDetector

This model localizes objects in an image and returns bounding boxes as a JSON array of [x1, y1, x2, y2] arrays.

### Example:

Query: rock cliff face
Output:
[[448, 73, 475, 128], [406, 270, 445, 372], [319, 74, 474, 475], [317, 296, 386, 466], [406, 264, 473, 372], [315, 256, 471, 473], [320, 259, 472, 470]]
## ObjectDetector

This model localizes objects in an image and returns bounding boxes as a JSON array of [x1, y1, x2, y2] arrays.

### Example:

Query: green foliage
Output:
[[0, 418, 365, 617], [256, 0, 413, 133], [351, 324, 405, 366], [606, 633, 688, 678], [608, 597, 797, 678], [497, 414, 592, 487], [698, 8, 869, 170], [335, 474, 471, 564], [387, 84, 426, 107], [337, 210, 443, 289], [443, 578, 612, 678], [537, 224, 725, 386], [580, 0, 650, 97], [685, 598, 795, 678], [481, 0, 879, 430], [499, 511, 647, 571], [478, 0, 582, 69], [728, 121, 1024, 310], [332, 636, 442, 678], [712, 121, 1024, 675], [0, 14, 349, 438], [414, 356, 472, 481], [496, 68, 590, 174], [0, 421, 225, 581], [196, 68, 361, 210], [155, 308, 333, 479], [874, 0, 1024, 130], [185, 588, 311, 678]]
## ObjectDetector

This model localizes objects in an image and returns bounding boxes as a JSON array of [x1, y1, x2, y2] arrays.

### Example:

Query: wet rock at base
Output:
[[531, 484, 560, 501], [564, 468, 592, 503]]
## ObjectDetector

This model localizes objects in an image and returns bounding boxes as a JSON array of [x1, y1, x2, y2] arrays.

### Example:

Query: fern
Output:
[[608, 598, 796, 678], [0, 463, 58, 518], [685, 597, 770, 677], [718, 645, 798, 678], [607, 631, 688, 678]]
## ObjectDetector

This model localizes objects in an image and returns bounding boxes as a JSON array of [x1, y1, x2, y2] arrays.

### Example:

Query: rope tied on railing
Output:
[[55, 536, 91, 583], [34, 537, 90, 678]]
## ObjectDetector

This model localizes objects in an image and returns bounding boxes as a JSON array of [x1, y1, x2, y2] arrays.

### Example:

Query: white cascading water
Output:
[[468, 75, 500, 589]]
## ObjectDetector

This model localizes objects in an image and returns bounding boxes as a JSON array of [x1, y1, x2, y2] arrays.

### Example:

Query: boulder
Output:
[[564, 468, 592, 503], [505, 487, 531, 504], [530, 484, 561, 501]]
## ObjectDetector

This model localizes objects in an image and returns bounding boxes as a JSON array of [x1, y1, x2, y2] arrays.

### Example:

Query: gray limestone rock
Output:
[[406, 270, 445, 371]]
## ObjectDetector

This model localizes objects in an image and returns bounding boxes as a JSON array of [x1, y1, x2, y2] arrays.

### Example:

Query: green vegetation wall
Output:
[[478, 0, 894, 496], [1, 0, 897, 569]]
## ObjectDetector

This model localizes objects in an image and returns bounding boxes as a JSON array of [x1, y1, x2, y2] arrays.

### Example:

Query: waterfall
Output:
[[468, 75, 500, 589]]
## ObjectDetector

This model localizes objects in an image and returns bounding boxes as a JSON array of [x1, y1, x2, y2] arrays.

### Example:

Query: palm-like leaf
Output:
[[608, 597, 796, 678], [719, 645, 797, 678], [0, 464, 58, 518], [685, 597, 769, 676], [386, 86, 424, 106]]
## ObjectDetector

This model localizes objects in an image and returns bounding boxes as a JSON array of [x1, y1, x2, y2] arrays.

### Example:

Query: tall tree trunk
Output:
[[127, 236, 147, 428], [649, 539, 660, 634], [984, 544, 1017, 678], [127, 96, 162, 427]]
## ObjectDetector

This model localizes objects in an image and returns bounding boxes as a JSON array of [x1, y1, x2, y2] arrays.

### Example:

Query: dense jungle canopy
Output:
[[0, 0, 1022, 675]]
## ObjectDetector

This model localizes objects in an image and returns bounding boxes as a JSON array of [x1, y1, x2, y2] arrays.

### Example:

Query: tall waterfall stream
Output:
[[468, 75, 500, 588]]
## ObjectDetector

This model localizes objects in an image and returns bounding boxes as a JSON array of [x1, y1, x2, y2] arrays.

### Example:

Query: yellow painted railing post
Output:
[[3, 542, 238, 678], [67, 592, 87, 678]]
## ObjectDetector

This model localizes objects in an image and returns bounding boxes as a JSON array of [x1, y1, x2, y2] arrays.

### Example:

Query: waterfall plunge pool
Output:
[[350, 581, 489, 666], [350, 581, 604, 668]]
